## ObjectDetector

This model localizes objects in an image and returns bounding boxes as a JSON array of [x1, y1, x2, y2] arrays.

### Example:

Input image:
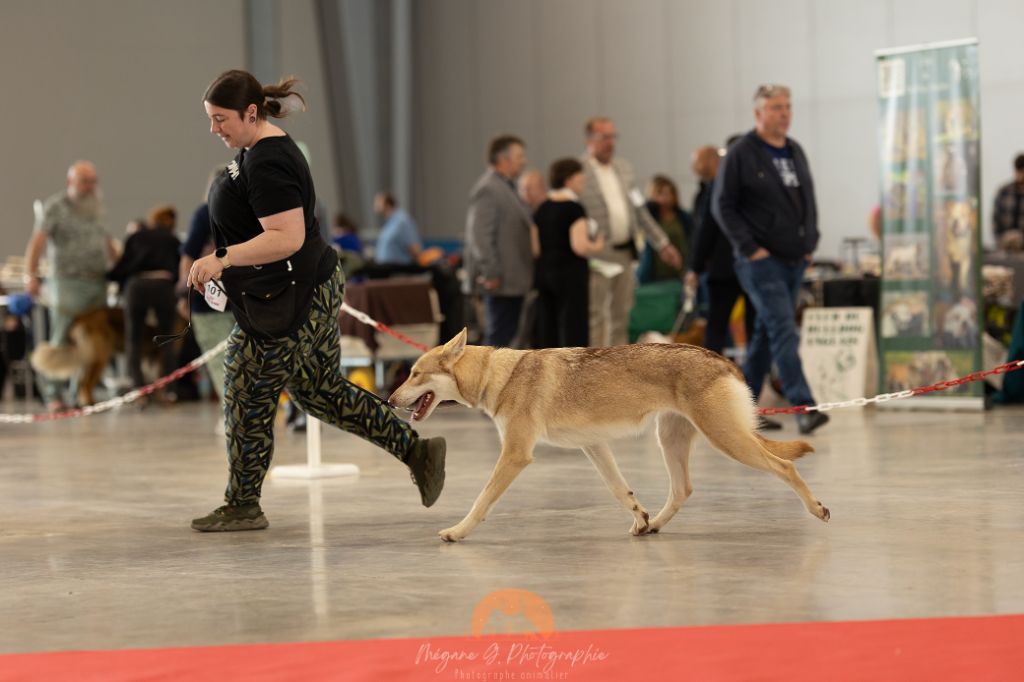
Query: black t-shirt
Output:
[[209, 135, 315, 245], [107, 228, 182, 284], [208, 134, 335, 285], [534, 198, 588, 277]]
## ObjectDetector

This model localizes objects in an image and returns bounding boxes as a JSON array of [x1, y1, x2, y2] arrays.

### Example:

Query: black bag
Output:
[[231, 264, 307, 339], [220, 246, 333, 340]]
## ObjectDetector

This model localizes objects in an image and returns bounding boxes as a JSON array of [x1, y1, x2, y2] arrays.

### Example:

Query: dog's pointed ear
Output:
[[441, 327, 468, 361]]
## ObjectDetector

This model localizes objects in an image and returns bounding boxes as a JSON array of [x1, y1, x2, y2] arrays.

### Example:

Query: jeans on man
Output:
[[733, 256, 814, 406], [484, 295, 524, 347]]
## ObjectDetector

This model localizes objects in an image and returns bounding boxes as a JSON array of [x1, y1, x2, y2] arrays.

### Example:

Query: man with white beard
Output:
[[24, 160, 117, 411]]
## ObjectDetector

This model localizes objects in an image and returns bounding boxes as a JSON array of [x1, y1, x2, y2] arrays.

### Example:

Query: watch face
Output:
[[216, 247, 228, 258]]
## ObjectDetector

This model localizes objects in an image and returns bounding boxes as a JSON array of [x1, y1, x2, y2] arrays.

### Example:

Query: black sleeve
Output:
[[570, 201, 586, 223], [246, 155, 303, 219], [712, 146, 759, 258], [107, 233, 140, 283], [792, 141, 820, 252], [690, 218, 718, 275], [181, 205, 211, 259]]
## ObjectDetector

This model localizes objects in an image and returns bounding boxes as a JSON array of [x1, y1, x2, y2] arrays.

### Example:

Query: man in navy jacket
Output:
[[711, 84, 828, 435]]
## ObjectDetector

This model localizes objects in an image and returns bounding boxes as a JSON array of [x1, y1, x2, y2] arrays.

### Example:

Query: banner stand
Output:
[[875, 38, 984, 410]]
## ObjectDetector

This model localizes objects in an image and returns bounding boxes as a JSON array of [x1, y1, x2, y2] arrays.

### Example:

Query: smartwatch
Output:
[[215, 247, 232, 270]]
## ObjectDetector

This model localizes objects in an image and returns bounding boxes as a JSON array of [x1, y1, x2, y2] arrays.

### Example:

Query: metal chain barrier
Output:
[[5, 301, 1023, 422], [757, 359, 1024, 415], [0, 302, 424, 424], [0, 340, 229, 424]]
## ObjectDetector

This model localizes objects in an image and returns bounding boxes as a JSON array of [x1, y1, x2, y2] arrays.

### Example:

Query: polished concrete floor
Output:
[[2, 397, 1023, 654]]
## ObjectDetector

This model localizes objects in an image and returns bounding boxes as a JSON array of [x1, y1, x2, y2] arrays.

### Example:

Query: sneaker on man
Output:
[[191, 503, 269, 532], [796, 411, 830, 435], [407, 436, 446, 507]]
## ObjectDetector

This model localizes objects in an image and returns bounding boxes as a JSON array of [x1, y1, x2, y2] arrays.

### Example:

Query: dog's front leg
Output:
[[581, 443, 651, 536], [439, 433, 535, 543]]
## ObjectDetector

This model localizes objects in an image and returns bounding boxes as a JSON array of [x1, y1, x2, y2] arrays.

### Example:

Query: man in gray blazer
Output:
[[464, 135, 534, 347], [579, 117, 682, 346]]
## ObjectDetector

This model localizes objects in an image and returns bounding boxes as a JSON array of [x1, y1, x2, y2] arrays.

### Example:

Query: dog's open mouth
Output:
[[412, 391, 435, 421]]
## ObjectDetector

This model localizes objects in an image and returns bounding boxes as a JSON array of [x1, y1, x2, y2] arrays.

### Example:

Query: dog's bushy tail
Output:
[[30, 342, 84, 379], [755, 433, 814, 461]]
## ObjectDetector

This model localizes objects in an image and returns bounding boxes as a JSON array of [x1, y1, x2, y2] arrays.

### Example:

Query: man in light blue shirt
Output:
[[374, 191, 422, 265]]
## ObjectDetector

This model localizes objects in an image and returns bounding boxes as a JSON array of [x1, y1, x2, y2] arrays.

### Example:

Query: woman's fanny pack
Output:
[[219, 234, 335, 340]]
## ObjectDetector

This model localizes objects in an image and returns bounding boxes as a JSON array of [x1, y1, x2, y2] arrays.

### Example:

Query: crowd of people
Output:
[[20, 160, 429, 415], [19, 81, 835, 439], [18, 67, 1024, 527], [33, 80, 1024, 441], [461, 85, 829, 434]]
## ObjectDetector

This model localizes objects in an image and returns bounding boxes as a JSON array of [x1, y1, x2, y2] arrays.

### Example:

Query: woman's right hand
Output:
[[187, 253, 225, 289]]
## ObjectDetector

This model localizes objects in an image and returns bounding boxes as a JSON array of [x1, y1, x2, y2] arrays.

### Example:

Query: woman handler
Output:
[[187, 70, 445, 531]]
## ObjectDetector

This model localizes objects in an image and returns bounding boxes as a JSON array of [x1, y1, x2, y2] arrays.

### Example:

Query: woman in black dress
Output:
[[533, 159, 605, 347]]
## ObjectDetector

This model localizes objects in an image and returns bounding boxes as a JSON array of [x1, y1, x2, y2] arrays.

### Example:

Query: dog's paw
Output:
[[815, 502, 830, 523], [647, 515, 666, 534], [439, 526, 466, 542], [629, 510, 651, 536]]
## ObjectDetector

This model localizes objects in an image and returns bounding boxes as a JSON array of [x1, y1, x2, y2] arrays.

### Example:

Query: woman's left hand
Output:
[[187, 253, 224, 289]]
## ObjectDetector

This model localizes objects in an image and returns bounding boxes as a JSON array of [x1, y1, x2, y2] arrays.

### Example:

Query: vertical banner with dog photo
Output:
[[876, 39, 983, 408]]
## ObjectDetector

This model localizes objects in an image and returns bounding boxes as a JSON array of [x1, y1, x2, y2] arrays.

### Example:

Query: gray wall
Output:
[[1, 0, 245, 261], [0, 0, 341, 262], [412, 0, 1024, 256], [279, 0, 343, 225], [5, 0, 1024, 264]]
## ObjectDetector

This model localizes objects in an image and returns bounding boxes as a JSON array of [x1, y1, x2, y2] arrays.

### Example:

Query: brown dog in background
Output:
[[30, 308, 166, 406]]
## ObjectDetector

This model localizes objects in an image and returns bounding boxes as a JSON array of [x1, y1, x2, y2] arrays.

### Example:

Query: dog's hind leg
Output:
[[648, 413, 697, 533], [77, 350, 109, 407], [439, 429, 536, 543], [694, 378, 829, 522], [706, 427, 829, 522], [580, 443, 651, 536]]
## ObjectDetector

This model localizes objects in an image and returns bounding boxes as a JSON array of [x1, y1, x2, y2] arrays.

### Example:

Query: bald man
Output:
[[24, 161, 117, 411], [579, 116, 682, 346], [517, 169, 546, 212]]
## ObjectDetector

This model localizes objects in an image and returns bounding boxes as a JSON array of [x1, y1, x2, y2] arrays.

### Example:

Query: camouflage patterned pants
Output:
[[222, 266, 418, 505]]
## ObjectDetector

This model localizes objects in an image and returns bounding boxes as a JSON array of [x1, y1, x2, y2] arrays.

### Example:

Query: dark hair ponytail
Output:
[[204, 70, 307, 120], [261, 77, 306, 118]]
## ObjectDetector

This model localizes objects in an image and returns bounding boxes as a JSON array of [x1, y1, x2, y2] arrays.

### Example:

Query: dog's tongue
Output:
[[412, 392, 435, 421]]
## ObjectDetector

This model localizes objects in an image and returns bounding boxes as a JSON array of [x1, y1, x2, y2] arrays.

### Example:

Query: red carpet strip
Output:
[[1, 613, 1021, 681]]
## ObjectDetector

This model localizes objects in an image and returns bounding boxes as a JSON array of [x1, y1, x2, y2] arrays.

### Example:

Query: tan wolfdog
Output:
[[389, 329, 829, 542]]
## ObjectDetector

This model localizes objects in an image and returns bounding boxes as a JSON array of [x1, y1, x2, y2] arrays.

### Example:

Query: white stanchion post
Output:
[[308, 414, 322, 467], [271, 416, 360, 480]]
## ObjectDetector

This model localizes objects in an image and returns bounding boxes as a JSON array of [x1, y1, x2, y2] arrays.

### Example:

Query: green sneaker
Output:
[[191, 503, 269, 532], [408, 437, 446, 508]]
